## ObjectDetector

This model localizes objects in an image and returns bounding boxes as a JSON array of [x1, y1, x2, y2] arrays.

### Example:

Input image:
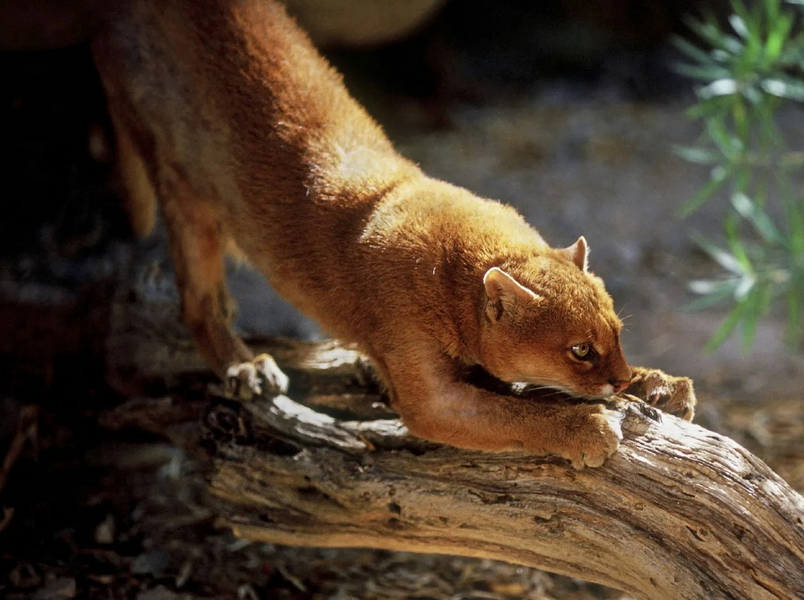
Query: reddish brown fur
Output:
[[93, 0, 695, 468]]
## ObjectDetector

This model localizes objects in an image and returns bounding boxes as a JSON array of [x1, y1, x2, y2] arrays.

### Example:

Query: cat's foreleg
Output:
[[383, 347, 623, 468], [625, 366, 696, 421]]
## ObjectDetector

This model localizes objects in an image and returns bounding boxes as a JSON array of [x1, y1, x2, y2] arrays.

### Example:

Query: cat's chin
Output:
[[545, 386, 616, 401], [599, 383, 615, 398], [576, 387, 620, 401]]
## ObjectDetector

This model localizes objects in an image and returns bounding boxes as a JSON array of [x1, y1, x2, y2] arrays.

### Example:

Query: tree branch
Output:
[[105, 338, 804, 600]]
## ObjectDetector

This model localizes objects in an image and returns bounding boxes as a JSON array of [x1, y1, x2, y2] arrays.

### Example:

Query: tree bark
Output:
[[103, 337, 804, 600]]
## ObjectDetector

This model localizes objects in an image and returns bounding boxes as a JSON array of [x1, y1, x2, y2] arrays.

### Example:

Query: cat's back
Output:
[[367, 177, 548, 266], [94, 0, 404, 222], [93, 0, 323, 161]]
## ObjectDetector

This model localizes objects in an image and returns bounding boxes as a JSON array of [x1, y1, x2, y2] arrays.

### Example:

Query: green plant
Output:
[[676, 0, 804, 351]]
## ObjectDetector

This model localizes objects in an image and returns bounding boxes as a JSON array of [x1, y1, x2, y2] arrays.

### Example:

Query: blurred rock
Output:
[[284, 0, 446, 47], [32, 577, 76, 600], [94, 513, 115, 544], [131, 549, 170, 578], [136, 586, 182, 600]]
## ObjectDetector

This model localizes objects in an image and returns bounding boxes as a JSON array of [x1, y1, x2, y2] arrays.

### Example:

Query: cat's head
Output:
[[478, 236, 631, 399]]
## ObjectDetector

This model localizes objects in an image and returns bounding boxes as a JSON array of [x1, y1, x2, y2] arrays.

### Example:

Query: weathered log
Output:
[[105, 337, 804, 600]]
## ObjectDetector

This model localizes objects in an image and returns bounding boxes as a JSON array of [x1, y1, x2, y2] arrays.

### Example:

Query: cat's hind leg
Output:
[[158, 177, 288, 401]]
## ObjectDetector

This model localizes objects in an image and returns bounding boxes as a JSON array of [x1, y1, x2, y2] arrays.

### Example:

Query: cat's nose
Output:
[[608, 378, 630, 394]]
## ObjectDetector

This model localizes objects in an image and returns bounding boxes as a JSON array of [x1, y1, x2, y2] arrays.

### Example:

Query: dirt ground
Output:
[[2, 3, 803, 599]]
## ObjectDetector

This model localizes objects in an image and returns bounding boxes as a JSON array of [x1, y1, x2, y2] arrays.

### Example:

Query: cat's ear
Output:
[[560, 236, 589, 272], [483, 267, 541, 321]]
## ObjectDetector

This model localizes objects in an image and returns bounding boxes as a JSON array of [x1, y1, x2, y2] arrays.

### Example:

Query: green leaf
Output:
[[739, 283, 773, 350], [673, 145, 722, 165], [688, 278, 738, 296], [694, 234, 748, 274], [762, 0, 781, 22], [698, 78, 740, 99], [706, 118, 743, 157], [731, 192, 786, 244], [705, 303, 747, 351], [728, 14, 750, 39], [686, 279, 739, 310], [679, 166, 731, 216], [691, 20, 745, 55], [760, 77, 804, 101], [733, 0, 761, 36], [733, 272, 757, 299], [779, 36, 804, 67], [764, 14, 793, 64], [739, 24, 763, 69], [674, 36, 718, 65], [742, 85, 765, 106], [786, 199, 804, 248], [675, 63, 733, 81], [725, 215, 754, 274], [678, 0, 804, 352]]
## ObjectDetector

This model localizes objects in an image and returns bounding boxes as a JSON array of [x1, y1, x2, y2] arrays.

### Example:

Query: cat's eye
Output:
[[571, 342, 595, 361]]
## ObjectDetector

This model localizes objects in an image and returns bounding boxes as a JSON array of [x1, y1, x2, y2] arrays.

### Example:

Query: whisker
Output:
[[515, 383, 576, 400]]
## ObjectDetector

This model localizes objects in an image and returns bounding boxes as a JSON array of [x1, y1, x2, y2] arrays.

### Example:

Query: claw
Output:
[[630, 370, 696, 421], [225, 353, 289, 402]]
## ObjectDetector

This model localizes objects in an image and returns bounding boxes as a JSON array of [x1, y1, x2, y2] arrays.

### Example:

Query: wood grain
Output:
[[135, 340, 803, 600]]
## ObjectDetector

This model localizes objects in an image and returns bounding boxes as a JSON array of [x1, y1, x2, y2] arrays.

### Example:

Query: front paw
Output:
[[561, 406, 623, 469], [225, 353, 289, 401], [626, 369, 696, 421]]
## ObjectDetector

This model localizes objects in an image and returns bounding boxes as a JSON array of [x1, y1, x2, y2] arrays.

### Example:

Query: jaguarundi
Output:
[[92, 0, 696, 468]]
